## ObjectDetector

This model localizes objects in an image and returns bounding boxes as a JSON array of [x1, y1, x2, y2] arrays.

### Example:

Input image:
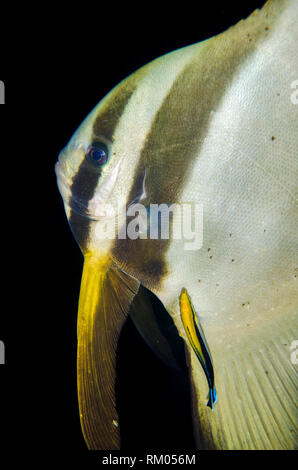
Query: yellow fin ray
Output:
[[77, 252, 140, 449]]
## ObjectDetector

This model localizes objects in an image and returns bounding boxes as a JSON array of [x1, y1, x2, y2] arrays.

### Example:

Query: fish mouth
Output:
[[55, 161, 97, 220], [55, 161, 125, 222], [55, 160, 147, 222]]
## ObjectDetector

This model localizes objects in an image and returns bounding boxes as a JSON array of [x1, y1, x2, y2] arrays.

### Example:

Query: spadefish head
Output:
[[55, 42, 205, 256], [55, 63, 146, 254]]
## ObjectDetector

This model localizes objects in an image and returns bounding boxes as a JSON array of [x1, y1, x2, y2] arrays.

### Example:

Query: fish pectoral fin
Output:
[[77, 253, 140, 450], [129, 285, 188, 372]]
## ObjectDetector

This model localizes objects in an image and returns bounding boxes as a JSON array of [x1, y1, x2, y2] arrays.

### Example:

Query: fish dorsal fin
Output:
[[77, 252, 140, 449]]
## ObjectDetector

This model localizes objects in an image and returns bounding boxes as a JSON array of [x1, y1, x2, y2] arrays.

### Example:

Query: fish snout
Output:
[[55, 161, 72, 203]]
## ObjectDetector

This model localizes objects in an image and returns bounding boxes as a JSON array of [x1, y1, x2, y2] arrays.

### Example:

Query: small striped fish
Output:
[[180, 288, 217, 411], [56, 0, 298, 450]]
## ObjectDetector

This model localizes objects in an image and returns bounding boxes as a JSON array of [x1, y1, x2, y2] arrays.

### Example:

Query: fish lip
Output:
[[55, 161, 72, 200], [55, 161, 114, 221], [55, 160, 145, 222], [55, 161, 91, 218], [55, 161, 70, 185]]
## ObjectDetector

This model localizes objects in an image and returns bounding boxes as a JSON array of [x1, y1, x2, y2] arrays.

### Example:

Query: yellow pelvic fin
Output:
[[77, 252, 140, 449]]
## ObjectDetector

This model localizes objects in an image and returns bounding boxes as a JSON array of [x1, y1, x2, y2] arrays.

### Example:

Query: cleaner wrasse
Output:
[[56, 0, 298, 450], [180, 288, 217, 411]]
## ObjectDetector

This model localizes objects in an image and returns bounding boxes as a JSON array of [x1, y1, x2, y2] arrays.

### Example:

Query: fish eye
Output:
[[86, 142, 109, 167]]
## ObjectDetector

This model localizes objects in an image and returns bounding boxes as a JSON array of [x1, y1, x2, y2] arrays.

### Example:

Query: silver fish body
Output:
[[56, 0, 298, 450]]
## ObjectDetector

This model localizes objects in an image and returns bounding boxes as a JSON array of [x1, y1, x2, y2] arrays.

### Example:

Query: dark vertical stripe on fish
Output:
[[112, 12, 272, 289], [68, 83, 138, 251]]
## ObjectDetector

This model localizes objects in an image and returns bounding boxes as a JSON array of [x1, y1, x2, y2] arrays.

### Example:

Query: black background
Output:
[[1, 0, 288, 465]]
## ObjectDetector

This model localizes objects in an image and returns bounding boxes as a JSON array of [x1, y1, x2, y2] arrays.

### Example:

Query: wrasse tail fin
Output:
[[206, 386, 217, 411], [77, 252, 140, 450]]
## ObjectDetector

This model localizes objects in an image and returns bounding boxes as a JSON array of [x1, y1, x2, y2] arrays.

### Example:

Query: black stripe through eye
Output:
[[68, 82, 136, 252]]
